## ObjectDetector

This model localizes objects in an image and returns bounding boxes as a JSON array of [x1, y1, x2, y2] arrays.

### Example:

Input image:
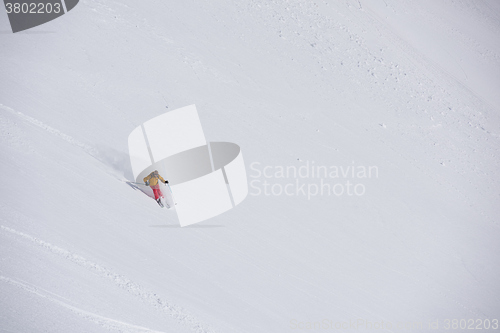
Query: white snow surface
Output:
[[1, 0, 499, 332]]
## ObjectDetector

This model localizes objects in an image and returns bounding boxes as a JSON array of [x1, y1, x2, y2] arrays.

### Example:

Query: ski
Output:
[[129, 181, 147, 186], [156, 198, 164, 208]]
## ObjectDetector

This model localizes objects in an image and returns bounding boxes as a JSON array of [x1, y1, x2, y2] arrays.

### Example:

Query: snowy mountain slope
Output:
[[1, 0, 499, 332]]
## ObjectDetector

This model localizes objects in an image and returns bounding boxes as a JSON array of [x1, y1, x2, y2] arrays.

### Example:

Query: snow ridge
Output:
[[0, 225, 218, 333], [0, 275, 165, 333]]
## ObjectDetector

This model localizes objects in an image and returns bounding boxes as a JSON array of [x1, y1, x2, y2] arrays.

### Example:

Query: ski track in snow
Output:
[[0, 275, 166, 333], [0, 103, 129, 183], [0, 225, 218, 333], [0, 103, 97, 157]]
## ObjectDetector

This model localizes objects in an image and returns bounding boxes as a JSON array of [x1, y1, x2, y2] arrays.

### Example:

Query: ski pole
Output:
[[166, 182, 177, 205]]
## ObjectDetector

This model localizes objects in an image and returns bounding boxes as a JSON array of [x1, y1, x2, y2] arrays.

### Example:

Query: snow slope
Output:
[[1, 0, 499, 332]]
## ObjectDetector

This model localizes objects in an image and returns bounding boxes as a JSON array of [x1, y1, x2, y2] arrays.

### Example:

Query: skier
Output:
[[144, 170, 169, 206]]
